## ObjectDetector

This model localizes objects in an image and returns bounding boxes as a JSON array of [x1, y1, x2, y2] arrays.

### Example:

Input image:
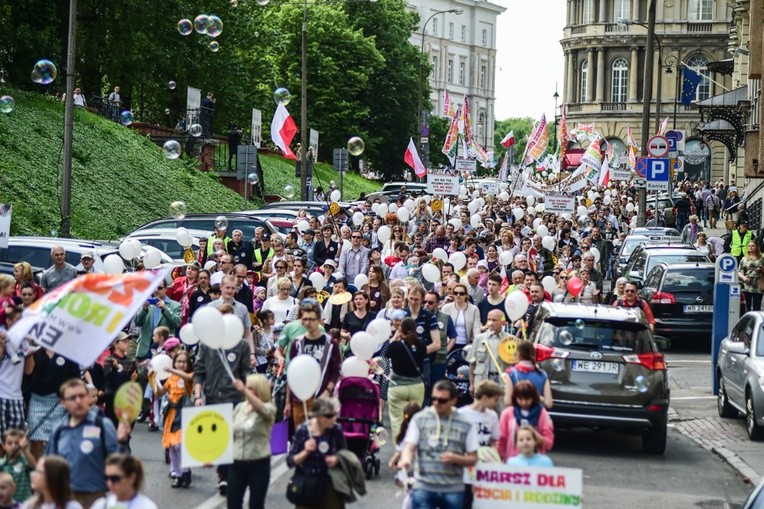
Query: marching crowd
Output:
[[0, 176, 756, 509]]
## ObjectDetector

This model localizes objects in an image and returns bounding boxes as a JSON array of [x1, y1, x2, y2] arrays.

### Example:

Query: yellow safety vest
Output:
[[731, 230, 753, 257]]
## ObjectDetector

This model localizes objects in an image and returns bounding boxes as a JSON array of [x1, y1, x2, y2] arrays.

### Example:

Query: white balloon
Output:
[[459, 186, 468, 197], [330, 190, 341, 202], [143, 248, 162, 270], [432, 248, 449, 263], [626, 203, 635, 212], [449, 218, 462, 229], [119, 241, 137, 261], [542, 235, 556, 251], [129, 239, 143, 259], [603, 196, 612, 205], [536, 225, 549, 237], [499, 182, 509, 190], [297, 220, 310, 233], [476, 197, 485, 208], [150, 354, 173, 381], [103, 255, 124, 275], [561, 213, 572, 221], [221, 314, 244, 350], [371, 203, 380, 214], [342, 357, 370, 378], [513, 208, 524, 220], [204, 260, 217, 271], [175, 228, 192, 247], [354, 274, 369, 288], [377, 204, 389, 217], [498, 251, 513, 266], [192, 307, 225, 349], [404, 199, 416, 211], [421, 263, 440, 283], [468, 200, 479, 214], [449, 252, 467, 271], [287, 355, 322, 400], [352, 212, 364, 226], [577, 205, 588, 217], [350, 331, 376, 360], [541, 276, 557, 294], [590, 246, 601, 264], [389, 203, 399, 214], [504, 291, 530, 321], [179, 323, 199, 345], [570, 230, 580, 240], [526, 196, 535, 206], [377, 225, 391, 244], [527, 205, 536, 215], [533, 218, 543, 229], [470, 215, 482, 228], [472, 190, 480, 199], [499, 191, 510, 201], [309, 271, 326, 291], [397, 207, 410, 222], [366, 318, 392, 343]]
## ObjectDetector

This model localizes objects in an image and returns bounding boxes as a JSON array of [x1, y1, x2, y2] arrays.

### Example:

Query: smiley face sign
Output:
[[181, 403, 234, 468], [498, 336, 518, 364]]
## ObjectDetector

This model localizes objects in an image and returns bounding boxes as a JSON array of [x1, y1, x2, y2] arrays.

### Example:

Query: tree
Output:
[[427, 115, 450, 169], [493, 117, 534, 165]]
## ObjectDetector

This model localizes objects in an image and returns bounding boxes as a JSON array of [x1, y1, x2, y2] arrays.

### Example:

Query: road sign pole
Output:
[[712, 254, 740, 394]]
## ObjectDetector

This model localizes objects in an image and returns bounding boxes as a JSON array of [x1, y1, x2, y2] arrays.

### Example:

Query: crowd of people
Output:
[[0, 176, 755, 509]]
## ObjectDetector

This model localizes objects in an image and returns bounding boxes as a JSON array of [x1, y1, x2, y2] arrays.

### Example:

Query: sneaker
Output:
[[148, 422, 159, 432], [136, 410, 149, 423], [218, 480, 227, 496], [172, 477, 182, 489], [181, 471, 192, 488]]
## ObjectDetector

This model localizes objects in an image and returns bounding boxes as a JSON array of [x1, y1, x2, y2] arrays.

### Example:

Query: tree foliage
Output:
[[493, 117, 534, 165]]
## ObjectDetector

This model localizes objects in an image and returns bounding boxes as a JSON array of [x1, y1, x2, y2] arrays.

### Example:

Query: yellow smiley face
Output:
[[498, 337, 518, 364], [185, 410, 231, 464]]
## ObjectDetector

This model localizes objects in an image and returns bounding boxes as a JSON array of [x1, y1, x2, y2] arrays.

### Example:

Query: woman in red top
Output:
[[13, 262, 44, 299], [168, 262, 200, 326]]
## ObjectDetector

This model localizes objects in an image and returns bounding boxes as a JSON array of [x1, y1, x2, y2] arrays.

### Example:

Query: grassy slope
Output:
[[0, 89, 380, 240]]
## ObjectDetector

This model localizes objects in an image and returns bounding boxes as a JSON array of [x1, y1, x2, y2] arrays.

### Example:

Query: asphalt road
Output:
[[130, 338, 756, 508]]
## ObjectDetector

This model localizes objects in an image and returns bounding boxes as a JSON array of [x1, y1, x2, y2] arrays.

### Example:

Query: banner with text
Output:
[[8, 271, 168, 365], [543, 195, 576, 214], [0, 204, 11, 249], [471, 463, 583, 509], [427, 174, 460, 195], [455, 158, 477, 174]]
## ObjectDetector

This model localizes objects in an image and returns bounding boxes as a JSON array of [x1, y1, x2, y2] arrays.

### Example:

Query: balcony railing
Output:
[[687, 22, 712, 32], [604, 23, 628, 33], [571, 25, 587, 35], [566, 103, 583, 112], [601, 102, 627, 111]]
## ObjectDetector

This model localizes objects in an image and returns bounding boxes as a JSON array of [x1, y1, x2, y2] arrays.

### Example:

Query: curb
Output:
[[713, 446, 762, 486]]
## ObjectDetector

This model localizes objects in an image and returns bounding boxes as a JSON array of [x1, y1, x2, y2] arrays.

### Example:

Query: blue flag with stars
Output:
[[681, 66, 702, 106]]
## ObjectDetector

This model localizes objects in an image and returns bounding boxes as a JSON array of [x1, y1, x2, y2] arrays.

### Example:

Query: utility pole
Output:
[[300, 0, 311, 201], [637, 0, 656, 227], [61, 0, 77, 237]]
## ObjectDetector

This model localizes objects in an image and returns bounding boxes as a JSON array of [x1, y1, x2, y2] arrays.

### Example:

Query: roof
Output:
[[706, 58, 734, 75]]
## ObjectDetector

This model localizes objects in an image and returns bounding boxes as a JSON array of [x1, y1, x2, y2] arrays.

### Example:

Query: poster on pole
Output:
[[0, 204, 11, 249], [543, 194, 576, 214], [182, 403, 234, 468], [471, 463, 583, 509], [427, 174, 460, 195], [310, 129, 319, 161], [481, 181, 500, 195], [251, 108, 262, 147], [455, 158, 477, 174], [186, 87, 201, 127]]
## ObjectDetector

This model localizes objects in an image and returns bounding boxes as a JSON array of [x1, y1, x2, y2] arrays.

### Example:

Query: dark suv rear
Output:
[[529, 303, 670, 454], [638, 262, 715, 339]]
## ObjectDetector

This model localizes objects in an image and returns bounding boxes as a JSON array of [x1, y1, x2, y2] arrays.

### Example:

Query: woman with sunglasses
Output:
[[26, 455, 82, 509], [289, 258, 312, 298], [361, 265, 390, 314], [441, 283, 481, 353], [267, 261, 288, 297], [91, 454, 157, 509]]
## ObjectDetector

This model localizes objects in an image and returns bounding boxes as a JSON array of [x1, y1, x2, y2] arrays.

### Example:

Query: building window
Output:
[[614, 0, 630, 21], [480, 65, 487, 89], [582, 0, 591, 24], [449, 22, 454, 40], [459, 61, 466, 85], [432, 18, 438, 36], [579, 60, 588, 102], [686, 55, 710, 100], [688, 0, 713, 21], [447, 58, 454, 83], [432, 56, 439, 79], [481, 29, 488, 46], [610, 58, 628, 103], [461, 25, 466, 42]]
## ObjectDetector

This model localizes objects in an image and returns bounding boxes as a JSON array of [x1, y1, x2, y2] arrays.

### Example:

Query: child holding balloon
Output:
[[156, 351, 194, 488], [103, 332, 138, 425]]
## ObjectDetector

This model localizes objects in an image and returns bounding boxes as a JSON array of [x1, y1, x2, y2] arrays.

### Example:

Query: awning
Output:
[[698, 119, 736, 131], [694, 86, 748, 107], [706, 58, 734, 76]]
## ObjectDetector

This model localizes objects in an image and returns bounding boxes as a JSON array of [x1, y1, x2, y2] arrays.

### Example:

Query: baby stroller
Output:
[[446, 349, 473, 407], [336, 376, 382, 479]]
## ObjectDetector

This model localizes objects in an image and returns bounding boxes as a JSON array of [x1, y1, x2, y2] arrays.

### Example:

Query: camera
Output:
[[147, 297, 159, 305]]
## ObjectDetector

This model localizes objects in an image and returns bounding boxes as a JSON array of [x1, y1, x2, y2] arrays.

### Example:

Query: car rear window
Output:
[[662, 268, 714, 293], [536, 318, 653, 353], [647, 254, 708, 274]]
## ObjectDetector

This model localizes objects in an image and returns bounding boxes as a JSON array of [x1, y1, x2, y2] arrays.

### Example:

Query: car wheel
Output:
[[746, 390, 764, 441], [718, 377, 737, 418], [642, 417, 667, 455]]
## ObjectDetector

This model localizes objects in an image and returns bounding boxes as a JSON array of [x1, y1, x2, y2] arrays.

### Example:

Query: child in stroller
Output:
[[336, 376, 383, 479], [446, 348, 473, 407]]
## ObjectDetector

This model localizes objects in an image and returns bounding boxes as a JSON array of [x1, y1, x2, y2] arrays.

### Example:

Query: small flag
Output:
[[443, 90, 453, 118], [524, 114, 548, 164], [657, 116, 669, 136], [404, 137, 426, 178], [681, 66, 703, 106], [461, 95, 473, 145], [441, 114, 459, 165], [558, 106, 568, 160], [580, 136, 602, 172], [599, 156, 610, 187], [270, 103, 298, 160], [500, 131, 515, 148]]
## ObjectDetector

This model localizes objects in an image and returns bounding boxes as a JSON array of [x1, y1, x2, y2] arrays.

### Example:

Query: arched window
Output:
[[610, 58, 628, 103], [579, 61, 588, 103], [688, 0, 714, 21], [686, 55, 710, 101], [614, 0, 630, 21], [582, 0, 591, 23]]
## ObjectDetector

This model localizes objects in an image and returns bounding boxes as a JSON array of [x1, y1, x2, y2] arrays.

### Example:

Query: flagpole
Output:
[[681, 61, 730, 91]]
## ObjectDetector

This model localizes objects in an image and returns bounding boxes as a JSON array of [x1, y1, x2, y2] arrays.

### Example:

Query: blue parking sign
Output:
[[645, 159, 670, 181]]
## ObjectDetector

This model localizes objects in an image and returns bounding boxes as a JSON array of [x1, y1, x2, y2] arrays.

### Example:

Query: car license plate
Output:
[[571, 360, 619, 374], [684, 305, 713, 313]]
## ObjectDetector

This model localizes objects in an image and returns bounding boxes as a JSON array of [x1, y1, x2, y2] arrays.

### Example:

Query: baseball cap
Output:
[[81, 250, 94, 260], [303, 228, 315, 236]]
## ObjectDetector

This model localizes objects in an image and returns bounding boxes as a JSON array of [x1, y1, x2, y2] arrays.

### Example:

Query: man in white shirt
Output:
[[210, 254, 234, 286], [338, 230, 369, 284], [389, 244, 411, 281]]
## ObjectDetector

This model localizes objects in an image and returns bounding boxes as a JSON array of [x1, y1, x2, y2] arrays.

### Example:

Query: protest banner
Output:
[[544, 195, 576, 215], [482, 181, 500, 195], [8, 270, 168, 366], [182, 403, 234, 468], [455, 158, 477, 174], [427, 174, 460, 195], [471, 463, 583, 509]]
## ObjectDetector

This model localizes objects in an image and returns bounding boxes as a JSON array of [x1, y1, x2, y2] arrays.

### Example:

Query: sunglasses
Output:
[[553, 272, 561, 276], [624, 289, 637, 293], [104, 475, 123, 483], [319, 413, 337, 419], [352, 236, 362, 239], [424, 300, 438, 305], [431, 397, 452, 404], [453, 291, 466, 296]]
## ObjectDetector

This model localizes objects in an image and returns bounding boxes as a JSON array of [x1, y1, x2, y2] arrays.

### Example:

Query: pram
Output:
[[446, 349, 473, 407], [336, 376, 382, 479]]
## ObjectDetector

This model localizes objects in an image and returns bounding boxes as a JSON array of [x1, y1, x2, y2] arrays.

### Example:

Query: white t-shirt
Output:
[[262, 295, 297, 324], [91, 493, 158, 509], [24, 501, 83, 509], [0, 334, 27, 401], [457, 405, 499, 483]]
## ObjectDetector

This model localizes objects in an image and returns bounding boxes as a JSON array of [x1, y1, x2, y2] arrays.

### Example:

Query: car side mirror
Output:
[[653, 335, 671, 352], [727, 342, 750, 355]]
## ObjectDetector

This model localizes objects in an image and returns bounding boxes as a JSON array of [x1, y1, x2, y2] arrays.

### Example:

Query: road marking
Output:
[[671, 396, 716, 400], [192, 455, 289, 509]]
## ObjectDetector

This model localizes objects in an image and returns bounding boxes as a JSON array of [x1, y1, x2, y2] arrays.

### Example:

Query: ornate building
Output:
[[560, 0, 733, 182]]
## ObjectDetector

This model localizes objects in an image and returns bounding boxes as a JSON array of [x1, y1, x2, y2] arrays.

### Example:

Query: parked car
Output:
[[123, 228, 206, 263], [716, 312, 764, 440], [263, 201, 353, 219], [741, 477, 764, 508], [246, 209, 301, 222], [131, 213, 278, 241], [631, 227, 680, 237], [528, 302, 670, 454], [622, 244, 709, 286], [613, 235, 682, 280], [638, 262, 715, 339]]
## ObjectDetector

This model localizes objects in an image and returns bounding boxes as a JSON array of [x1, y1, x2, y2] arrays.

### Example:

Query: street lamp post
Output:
[[299, 0, 310, 200], [552, 86, 559, 154], [664, 56, 679, 130]]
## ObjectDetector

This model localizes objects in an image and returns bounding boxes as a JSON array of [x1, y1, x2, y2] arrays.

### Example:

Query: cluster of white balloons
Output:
[[186, 307, 246, 350]]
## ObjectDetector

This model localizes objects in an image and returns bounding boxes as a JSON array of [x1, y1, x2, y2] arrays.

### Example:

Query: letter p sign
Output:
[[646, 159, 670, 182]]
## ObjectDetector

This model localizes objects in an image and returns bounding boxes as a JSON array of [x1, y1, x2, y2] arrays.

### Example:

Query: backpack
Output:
[[50, 411, 108, 458]]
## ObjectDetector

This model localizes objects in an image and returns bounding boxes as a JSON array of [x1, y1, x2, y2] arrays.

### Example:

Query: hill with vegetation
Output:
[[0, 89, 380, 240]]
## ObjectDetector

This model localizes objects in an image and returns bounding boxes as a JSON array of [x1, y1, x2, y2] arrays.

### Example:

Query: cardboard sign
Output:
[[471, 463, 583, 509], [611, 168, 631, 181], [543, 195, 576, 214], [427, 174, 460, 195], [182, 403, 234, 468]]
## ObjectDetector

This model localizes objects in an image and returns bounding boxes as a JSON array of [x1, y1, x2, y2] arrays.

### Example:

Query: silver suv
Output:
[[529, 303, 670, 454]]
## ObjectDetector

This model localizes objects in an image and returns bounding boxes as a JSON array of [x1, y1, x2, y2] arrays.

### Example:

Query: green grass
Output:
[[0, 88, 380, 240]]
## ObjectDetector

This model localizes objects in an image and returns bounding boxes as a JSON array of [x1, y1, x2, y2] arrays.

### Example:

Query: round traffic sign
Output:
[[647, 136, 669, 158]]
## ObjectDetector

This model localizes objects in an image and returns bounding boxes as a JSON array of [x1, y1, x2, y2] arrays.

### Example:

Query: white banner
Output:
[[310, 129, 319, 161], [482, 181, 500, 195], [182, 403, 234, 468], [186, 86, 201, 127], [612, 168, 631, 181], [8, 271, 168, 364], [455, 158, 477, 174], [427, 174, 460, 195], [471, 463, 583, 509], [544, 194, 576, 214], [0, 204, 11, 249], [251, 108, 262, 147]]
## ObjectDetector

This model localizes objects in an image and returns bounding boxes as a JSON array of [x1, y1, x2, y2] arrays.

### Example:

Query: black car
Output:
[[623, 244, 710, 286], [638, 262, 715, 338], [132, 213, 277, 241]]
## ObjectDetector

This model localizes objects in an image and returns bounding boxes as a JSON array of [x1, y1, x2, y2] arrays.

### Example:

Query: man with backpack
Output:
[[704, 190, 721, 229], [613, 282, 655, 332]]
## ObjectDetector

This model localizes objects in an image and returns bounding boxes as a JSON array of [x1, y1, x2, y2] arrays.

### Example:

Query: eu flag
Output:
[[680, 66, 703, 106]]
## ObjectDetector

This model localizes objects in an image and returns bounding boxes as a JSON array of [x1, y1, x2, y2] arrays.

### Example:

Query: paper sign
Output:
[[471, 463, 583, 508], [543, 195, 576, 214], [182, 403, 234, 468], [612, 169, 631, 181], [0, 204, 10, 249], [482, 181, 500, 195], [455, 158, 477, 174], [427, 174, 460, 195], [8, 271, 168, 364]]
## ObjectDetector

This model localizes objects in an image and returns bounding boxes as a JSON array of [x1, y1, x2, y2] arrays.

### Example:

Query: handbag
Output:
[[286, 469, 326, 506]]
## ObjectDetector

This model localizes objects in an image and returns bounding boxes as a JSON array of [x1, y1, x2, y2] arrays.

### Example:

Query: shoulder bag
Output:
[[286, 469, 326, 506]]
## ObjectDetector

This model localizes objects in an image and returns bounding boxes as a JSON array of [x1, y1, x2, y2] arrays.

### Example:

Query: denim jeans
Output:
[[411, 488, 465, 509]]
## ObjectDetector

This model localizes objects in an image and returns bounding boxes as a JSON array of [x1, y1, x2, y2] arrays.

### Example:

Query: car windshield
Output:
[[647, 255, 708, 274], [621, 238, 647, 257], [536, 318, 653, 353], [663, 269, 714, 293]]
